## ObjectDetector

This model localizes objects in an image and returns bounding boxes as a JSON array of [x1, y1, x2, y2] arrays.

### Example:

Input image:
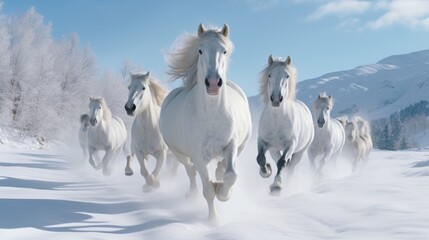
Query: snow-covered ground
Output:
[[2, 135, 429, 239]]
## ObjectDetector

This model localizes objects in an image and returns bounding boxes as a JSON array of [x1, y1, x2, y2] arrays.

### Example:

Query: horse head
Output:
[[345, 121, 358, 142], [125, 71, 151, 116], [264, 55, 295, 107], [313, 93, 333, 128], [89, 97, 104, 126], [197, 23, 231, 96]]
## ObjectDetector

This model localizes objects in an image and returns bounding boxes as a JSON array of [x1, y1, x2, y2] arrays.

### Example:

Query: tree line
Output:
[[0, 7, 128, 139]]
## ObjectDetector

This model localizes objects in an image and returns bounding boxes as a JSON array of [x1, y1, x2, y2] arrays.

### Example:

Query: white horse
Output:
[[344, 119, 367, 170], [160, 23, 252, 222], [79, 114, 90, 159], [257, 55, 314, 194], [308, 93, 345, 174], [124, 71, 174, 191], [87, 97, 128, 176], [352, 116, 373, 158]]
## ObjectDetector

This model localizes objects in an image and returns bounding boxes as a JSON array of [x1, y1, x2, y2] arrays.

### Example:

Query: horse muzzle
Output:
[[270, 94, 283, 107], [317, 120, 325, 128], [124, 104, 136, 116], [90, 118, 97, 126], [205, 77, 222, 95]]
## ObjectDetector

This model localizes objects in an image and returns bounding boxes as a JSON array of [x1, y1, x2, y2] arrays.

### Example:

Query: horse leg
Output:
[[317, 149, 333, 174], [123, 143, 134, 176], [287, 150, 304, 177], [149, 150, 167, 188], [193, 159, 217, 223], [171, 149, 197, 198], [134, 150, 153, 192], [307, 146, 318, 172], [166, 152, 179, 177], [270, 140, 296, 195], [214, 140, 237, 202], [124, 154, 134, 176], [215, 159, 226, 181], [88, 147, 102, 170], [101, 149, 115, 176], [257, 137, 272, 178]]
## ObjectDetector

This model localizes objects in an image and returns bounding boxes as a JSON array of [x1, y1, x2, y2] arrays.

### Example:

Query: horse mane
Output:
[[336, 115, 348, 127], [130, 72, 168, 107], [92, 97, 112, 121], [259, 56, 297, 104], [80, 114, 89, 123], [351, 116, 371, 136], [313, 92, 334, 109], [148, 77, 168, 107], [166, 26, 234, 90]]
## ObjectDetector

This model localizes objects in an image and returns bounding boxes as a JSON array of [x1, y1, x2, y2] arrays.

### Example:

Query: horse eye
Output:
[[268, 74, 271, 78], [199, 49, 202, 55], [142, 86, 146, 90], [223, 50, 227, 54], [327, 107, 330, 110], [286, 75, 290, 79]]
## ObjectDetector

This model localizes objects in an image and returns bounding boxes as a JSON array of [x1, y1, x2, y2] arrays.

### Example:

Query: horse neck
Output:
[[102, 107, 112, 122], [136, 94, 160, 127]]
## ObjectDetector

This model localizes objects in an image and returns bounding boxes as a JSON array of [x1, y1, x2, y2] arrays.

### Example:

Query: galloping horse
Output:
[[160, 24, 252, 222], [87, 97, 128, 176], [124, 71, 172, 191], [308, 93, 345, 174], [256, 55, 314, 194]]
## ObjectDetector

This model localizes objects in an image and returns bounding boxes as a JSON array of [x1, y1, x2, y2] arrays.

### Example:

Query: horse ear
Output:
[[268, 54, 274, 65], [145, 71, 151, 78], [317, 94, 321, 99], [221, 23, 229, 37], [328, 95, 332, 99], [198, 23, 205, 37], [286, 56, 292, 66]]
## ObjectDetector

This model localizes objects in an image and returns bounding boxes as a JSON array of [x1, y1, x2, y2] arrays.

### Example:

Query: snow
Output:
[[2, 134, 429, 239], [294, 49, 429, 120]]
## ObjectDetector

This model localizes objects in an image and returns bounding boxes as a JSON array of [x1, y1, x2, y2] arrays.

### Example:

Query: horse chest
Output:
[[195, 112, 233, 159], [260, 111, 294, 147]]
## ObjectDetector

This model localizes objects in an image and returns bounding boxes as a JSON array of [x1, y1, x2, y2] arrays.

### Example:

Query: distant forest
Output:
[[371, 100, 429, 150]]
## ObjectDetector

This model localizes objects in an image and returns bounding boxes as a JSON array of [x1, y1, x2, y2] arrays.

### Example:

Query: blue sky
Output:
[[3, 0, 429, 96]]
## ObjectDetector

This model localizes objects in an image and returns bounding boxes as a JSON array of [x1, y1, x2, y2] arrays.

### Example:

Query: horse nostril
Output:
[[279, 95, 283, 102], [132, 104, 136, 111], [205, 78, 210, 87], [270, 95, 274, 102], [218, 78, 223, 87]]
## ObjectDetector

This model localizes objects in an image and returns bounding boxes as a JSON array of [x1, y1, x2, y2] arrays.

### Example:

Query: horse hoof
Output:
[[186, 190, 198, 200], [103, 168, 112, 176], [270, 185, 282, 196], [151, 179, 160, 188], [213, 182, 231, 202], [142, 184, 154, 193], [215, 166, 225, 181], [259, 163, 272, 178], [124, 168, 133, 176]]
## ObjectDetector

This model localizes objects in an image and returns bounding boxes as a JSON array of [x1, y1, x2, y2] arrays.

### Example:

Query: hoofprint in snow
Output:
[[1, 137, 429, 239]]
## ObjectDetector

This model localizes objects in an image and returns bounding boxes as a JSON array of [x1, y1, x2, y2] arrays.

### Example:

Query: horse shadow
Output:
[[0, 198, 184, 234]]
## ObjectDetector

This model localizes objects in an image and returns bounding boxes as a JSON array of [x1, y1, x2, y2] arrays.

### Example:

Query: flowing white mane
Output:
[[166, 27, 234, 90], [130, 72, 167, 107], [259, 56, 297, 104], [313, 92, 333, 109]]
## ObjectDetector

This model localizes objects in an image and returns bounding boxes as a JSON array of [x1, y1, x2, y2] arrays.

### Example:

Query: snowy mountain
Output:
[[299, 49, 429, 119], [250, 50, 429, 120]]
